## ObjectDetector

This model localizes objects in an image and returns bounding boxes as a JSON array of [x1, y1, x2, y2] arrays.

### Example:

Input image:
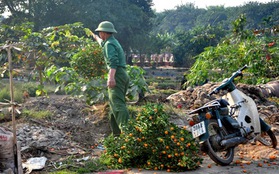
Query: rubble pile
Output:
[[17, 125, 68, 152], [14, 96, 111, 156], [167, 82, 279, 123]]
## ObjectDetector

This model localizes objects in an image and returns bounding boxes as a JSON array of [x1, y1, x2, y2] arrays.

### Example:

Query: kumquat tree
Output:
[[101, 103, 203, 172]]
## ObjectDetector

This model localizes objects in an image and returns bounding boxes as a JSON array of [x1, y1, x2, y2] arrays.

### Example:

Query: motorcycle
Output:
[[189, 65, 277, 166]]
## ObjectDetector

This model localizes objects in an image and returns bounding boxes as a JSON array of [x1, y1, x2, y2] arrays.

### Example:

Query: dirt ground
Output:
[[126, 139, 279, 174], [1, 94, 279, 174]]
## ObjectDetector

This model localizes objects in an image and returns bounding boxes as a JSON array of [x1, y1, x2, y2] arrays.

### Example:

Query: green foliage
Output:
[[186, 15, 279, 86], [100, 103, 202, 172], [46, 65, 107, 104], [126, 65, 150, 101], [47, 64, 150, 105]]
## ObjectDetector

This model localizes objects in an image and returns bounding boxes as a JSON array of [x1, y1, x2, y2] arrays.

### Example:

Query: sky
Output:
[[152, 0, 272, 12], [1, 0, 273, 17]]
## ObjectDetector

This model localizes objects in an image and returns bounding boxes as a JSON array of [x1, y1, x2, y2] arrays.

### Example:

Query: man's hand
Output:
[[107, 78, 116, 88], [91, 32, 102, 45]]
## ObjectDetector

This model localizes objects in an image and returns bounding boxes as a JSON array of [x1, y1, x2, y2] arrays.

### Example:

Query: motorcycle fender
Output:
[[225, 90, 261, 134], [259, 117, 271, 132]]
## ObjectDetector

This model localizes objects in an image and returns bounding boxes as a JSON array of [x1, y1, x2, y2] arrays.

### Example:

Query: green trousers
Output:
[[108, 67, 130, 135]]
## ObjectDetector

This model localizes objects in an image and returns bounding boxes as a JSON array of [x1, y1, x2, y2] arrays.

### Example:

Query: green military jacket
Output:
[[101, 36, 126, 69]]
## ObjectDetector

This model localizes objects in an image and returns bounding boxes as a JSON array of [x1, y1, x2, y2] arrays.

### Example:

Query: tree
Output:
[[152, 3, 205, 33], [172, 24, 227, 68], [1, 0, 155, 54]]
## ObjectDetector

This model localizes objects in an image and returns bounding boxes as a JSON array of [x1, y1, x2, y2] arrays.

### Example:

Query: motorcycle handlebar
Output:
[[239, 64, 248, 72], [208, 65, 248, 96]]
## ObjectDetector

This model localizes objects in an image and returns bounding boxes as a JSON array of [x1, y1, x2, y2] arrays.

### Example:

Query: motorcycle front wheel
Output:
[[204, 120, 235, 166], [257, 129, 277, 148]]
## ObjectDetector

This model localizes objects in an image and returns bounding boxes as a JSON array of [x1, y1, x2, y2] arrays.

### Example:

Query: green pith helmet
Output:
[[95, 21, 117, 33]]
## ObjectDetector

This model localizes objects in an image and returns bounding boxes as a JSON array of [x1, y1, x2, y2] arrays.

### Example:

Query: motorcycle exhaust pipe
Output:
[[220, 137, 248, 149]]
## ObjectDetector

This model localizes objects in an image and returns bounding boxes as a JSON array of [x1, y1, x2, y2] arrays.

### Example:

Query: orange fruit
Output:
[[165, 146, 170, 149], [164, 131, 169, 135], [118, 158, 122, 163], [207, 164, 212, 168], [258, 163, 262, 167], [180, 137, 184, 141], [120, 146, 126, 149]]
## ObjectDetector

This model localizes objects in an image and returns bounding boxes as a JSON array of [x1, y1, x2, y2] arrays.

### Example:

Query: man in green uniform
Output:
[[92, 21, 129, 135]]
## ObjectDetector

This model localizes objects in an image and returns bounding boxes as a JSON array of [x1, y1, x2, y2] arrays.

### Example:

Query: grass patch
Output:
[[0, 80, 66, 102], [49, 170, 77, 174], [48, 158, 107, 174], [0, 82, 23, 103], [22, 109, 52, 119]]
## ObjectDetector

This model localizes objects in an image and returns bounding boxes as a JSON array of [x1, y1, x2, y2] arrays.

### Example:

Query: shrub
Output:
[[100, 103, 202, 172], [21, 82, 38, 97]]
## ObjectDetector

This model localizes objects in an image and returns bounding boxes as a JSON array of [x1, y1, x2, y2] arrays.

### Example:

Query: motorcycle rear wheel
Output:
[[205, 120, 235, 166], [257, 129, 277, 148]]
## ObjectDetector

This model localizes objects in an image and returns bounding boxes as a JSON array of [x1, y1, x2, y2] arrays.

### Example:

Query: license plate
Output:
[[191, 121, 206, 138]]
